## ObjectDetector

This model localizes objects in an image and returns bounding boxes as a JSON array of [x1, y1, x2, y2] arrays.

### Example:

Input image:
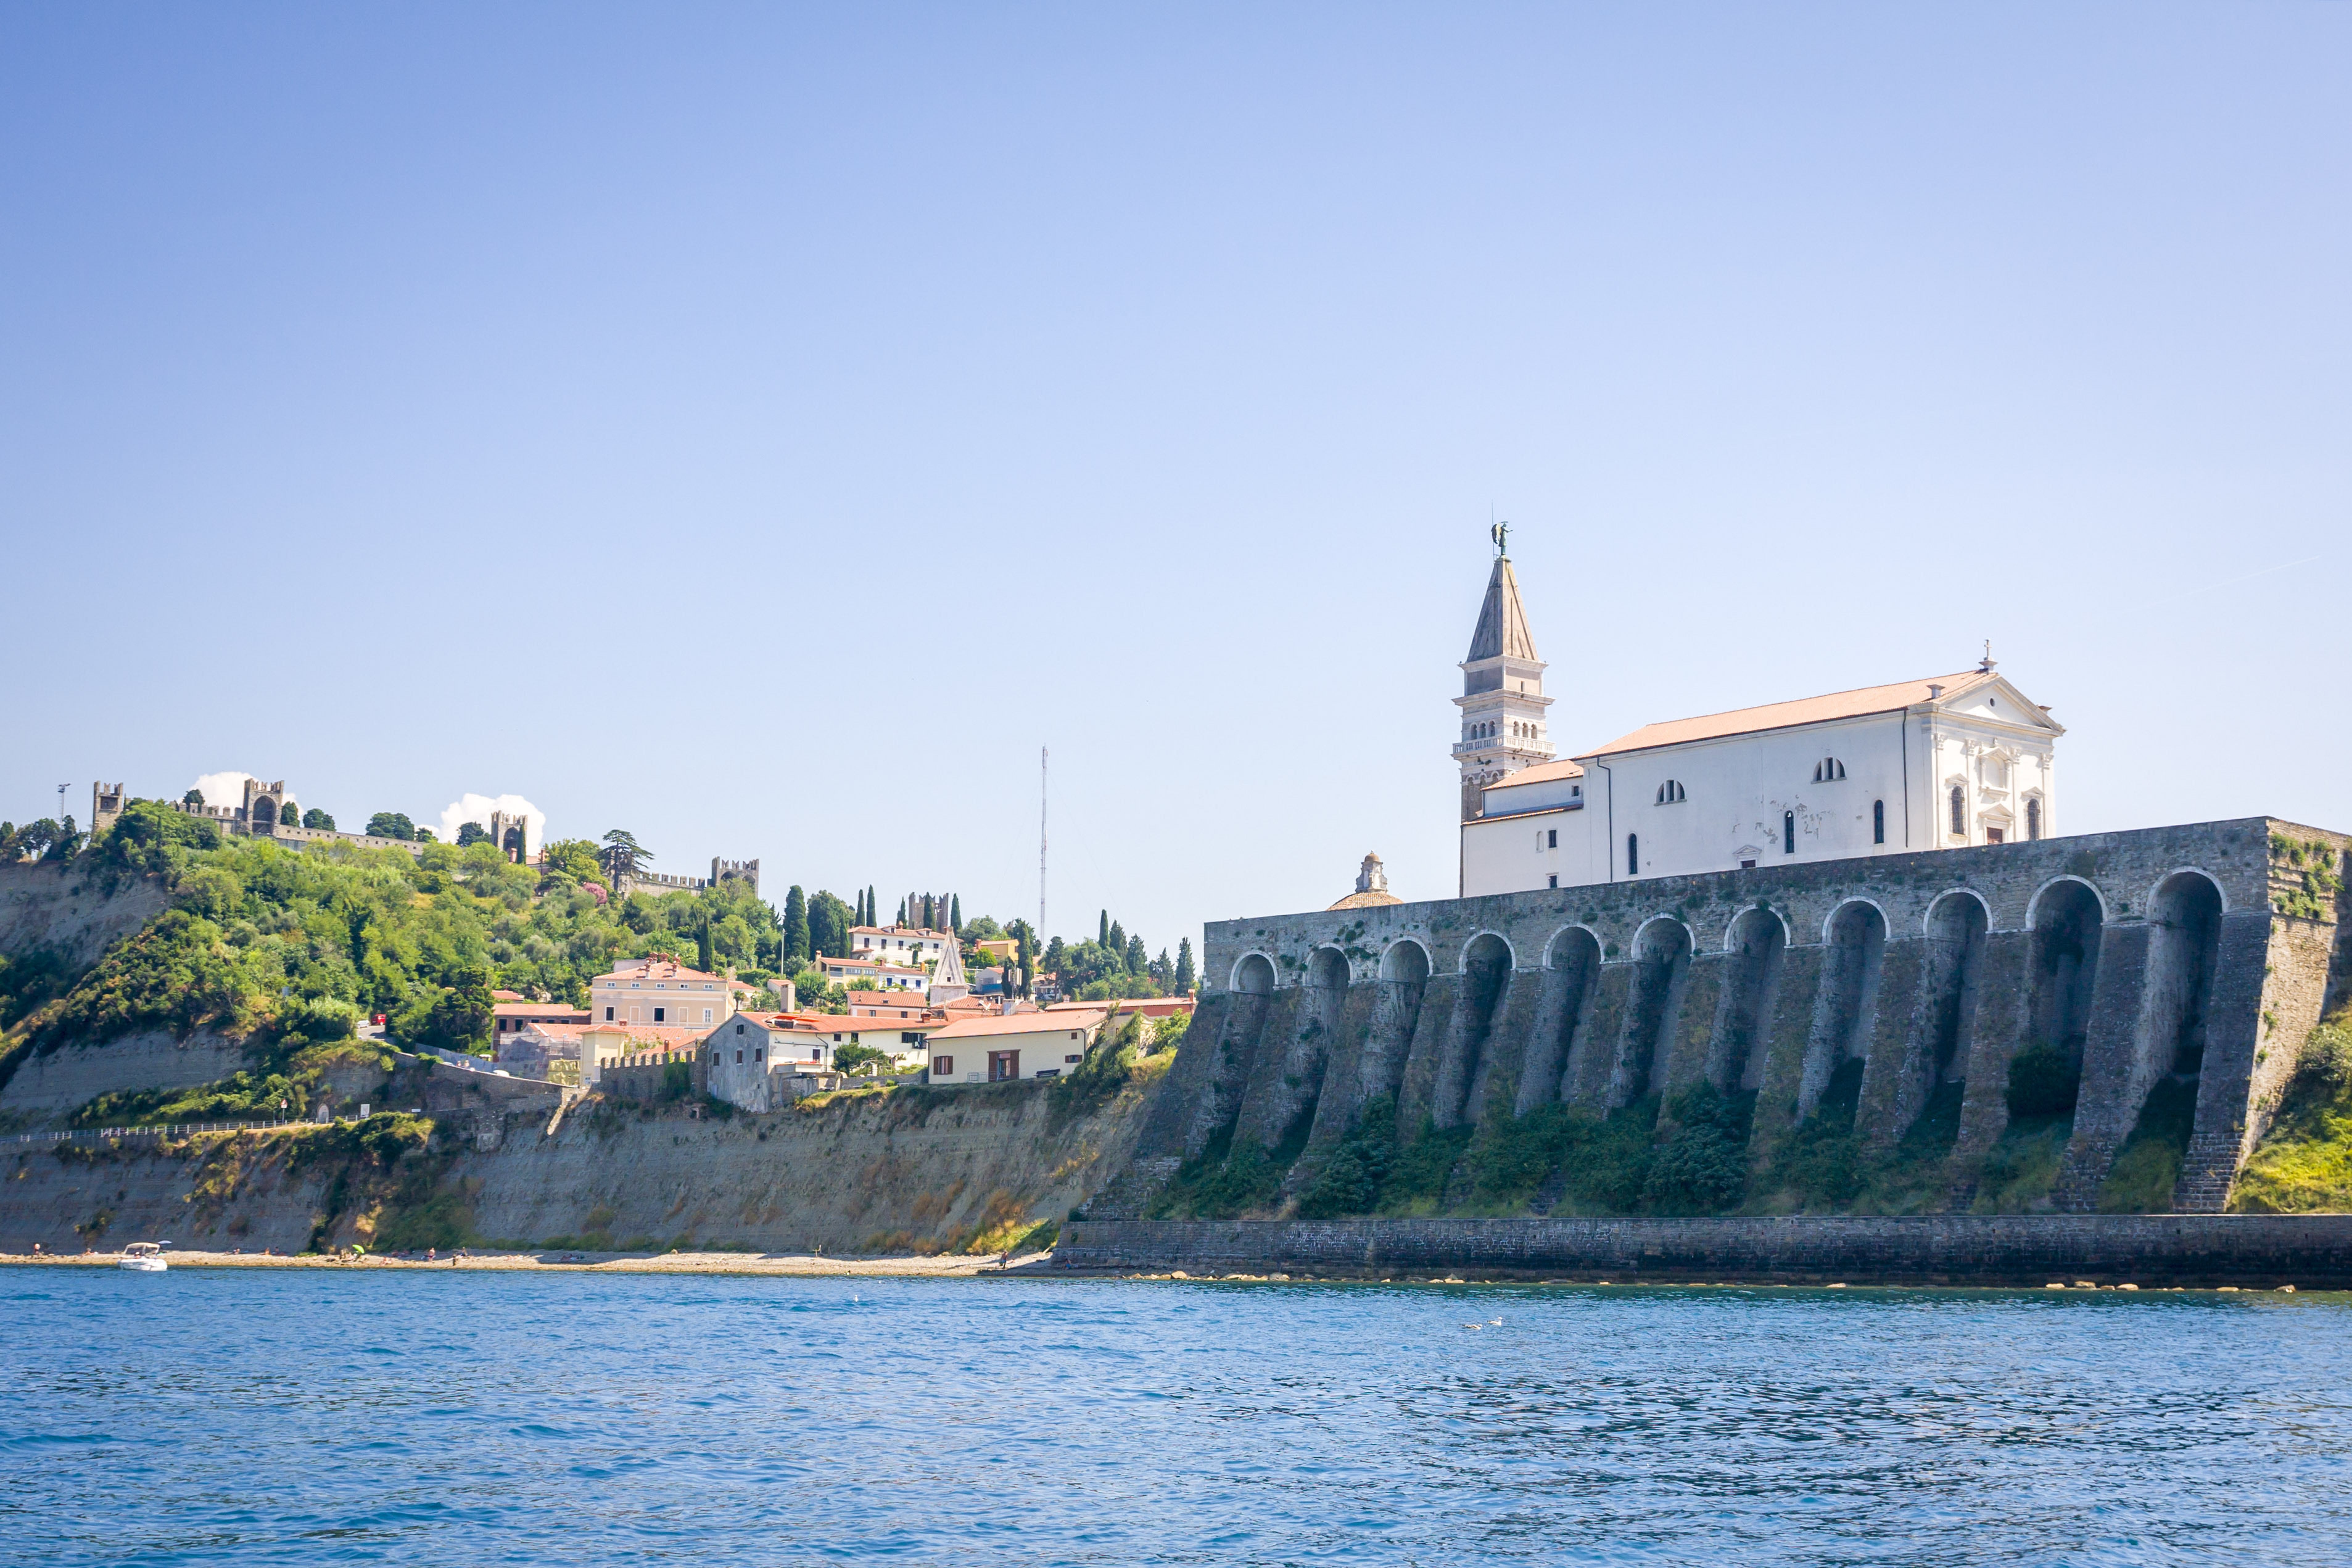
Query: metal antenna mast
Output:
[[1038, 746, 1048, 942]]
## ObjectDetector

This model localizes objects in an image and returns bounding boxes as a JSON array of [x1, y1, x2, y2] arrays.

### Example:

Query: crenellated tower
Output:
[[1453, 528, 1554, 820]]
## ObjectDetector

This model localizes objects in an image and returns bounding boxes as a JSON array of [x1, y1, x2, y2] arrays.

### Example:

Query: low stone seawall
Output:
[[1055, 1215, 2352, 1288]]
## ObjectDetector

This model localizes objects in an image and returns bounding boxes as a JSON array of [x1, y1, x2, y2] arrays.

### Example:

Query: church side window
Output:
[[1950, 785, 1966, 837], [1814, 757, 1846, 783], [1872, 800, 1885, 845], [1626, 834, 1639, 875], [1783, 811, 1795, 855], [1655, 780, 1685, 805]]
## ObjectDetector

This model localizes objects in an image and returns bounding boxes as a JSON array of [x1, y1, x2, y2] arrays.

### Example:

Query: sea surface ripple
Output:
[[4, 1270, 2350, 1564]]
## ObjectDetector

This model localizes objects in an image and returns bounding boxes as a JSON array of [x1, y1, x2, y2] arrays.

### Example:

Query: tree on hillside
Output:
[[183, 789, 204, 808], [782, 886, 810, 965], [921, 893, 935, 930], [365, 811, 415, 841], [1126, 934, 1148, 974], [420, 962, 495, 1053], [809, 889, 854, 956], [301, 808, 335, 831], [1098, 910, 1109, 946], [950, 893, 961, 932], [1175, 939, 1196, 993], [867, 886, 878, 928], [539, 838, 601, 885], [1108, 921, 1127, 962], [1009, 920, 1036, 998], [897, 896, 907, 926], [455, 822, 491, 848], [599, 829, 650, 888], [1151, 948, 1173, 989]]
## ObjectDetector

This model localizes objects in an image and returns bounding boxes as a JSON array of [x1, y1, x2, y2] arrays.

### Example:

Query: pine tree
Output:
[[1108, 921, 1126, 964], [1126, 933, 1147, 975], [1176, 938, 1196, 992], [783, 886, 810, 965]]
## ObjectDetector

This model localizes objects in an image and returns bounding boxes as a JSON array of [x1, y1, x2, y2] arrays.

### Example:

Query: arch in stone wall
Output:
[[1798, 899, 1887, 1123], [1718, 904, 1791, 954], [1713, 905, 1788, 1094], [1918, 887, 1991, 939], [1433, 931, 1515, 1128], [2143, 866, 2230, 917], [1908, 889, 1989, 1145], [2025, 879, 2104, 1070], [1379, 938, 1432, 984], [1816, 896, 1889, 948], [1611, 917, 1694, 1106], [1522, 925, 1604, 1111], [2026, 873, 2108, 931], [1306, 944, 1352, 990], [1230, 952, 1278, 994], [1455, 929, 1516, 973], [2109, 869, 2225, 1203]]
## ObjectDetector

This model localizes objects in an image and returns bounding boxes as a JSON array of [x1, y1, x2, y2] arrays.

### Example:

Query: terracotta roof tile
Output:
[[1582, 671, 1998, 756]]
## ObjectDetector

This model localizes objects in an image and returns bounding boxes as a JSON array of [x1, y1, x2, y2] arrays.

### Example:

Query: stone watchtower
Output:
[[1453, 527, 1555, 820]]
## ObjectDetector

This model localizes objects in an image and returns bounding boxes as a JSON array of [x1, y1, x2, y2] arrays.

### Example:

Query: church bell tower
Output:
[[1454, 525, 1554, 820]]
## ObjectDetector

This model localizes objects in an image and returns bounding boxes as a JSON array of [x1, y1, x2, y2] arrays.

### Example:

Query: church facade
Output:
[[1457, 547, 2061, 896]]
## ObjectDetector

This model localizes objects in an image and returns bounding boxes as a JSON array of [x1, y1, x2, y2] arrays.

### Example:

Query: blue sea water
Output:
[[3, 1270, 2350, 1565]]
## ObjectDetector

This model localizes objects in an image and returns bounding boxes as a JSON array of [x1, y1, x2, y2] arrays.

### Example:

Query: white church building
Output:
[[1457, 541, 2061, 896]]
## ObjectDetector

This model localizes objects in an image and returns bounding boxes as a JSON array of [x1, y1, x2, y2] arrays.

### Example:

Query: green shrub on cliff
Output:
[[11, 808, 789, 1056], [2230, 1011, 2352, 1212]]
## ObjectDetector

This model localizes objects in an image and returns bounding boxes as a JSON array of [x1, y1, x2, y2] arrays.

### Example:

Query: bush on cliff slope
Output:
[[6, 803, 783, 1059], [2230, 1011, 2352, 1212]]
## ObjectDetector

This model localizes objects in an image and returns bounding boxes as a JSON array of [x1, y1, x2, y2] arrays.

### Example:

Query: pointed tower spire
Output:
[[1453, 530, 1555, 821]]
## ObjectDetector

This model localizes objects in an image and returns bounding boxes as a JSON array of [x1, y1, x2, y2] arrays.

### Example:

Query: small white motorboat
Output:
[[117, 1242, 169, 1273]]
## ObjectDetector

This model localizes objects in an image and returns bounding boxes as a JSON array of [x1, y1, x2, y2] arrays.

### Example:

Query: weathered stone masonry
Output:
[[1126, 819, 2349, 1215]]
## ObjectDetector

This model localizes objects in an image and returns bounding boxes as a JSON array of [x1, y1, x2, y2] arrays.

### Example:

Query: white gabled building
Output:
[[1456, 545, 2062, 896]]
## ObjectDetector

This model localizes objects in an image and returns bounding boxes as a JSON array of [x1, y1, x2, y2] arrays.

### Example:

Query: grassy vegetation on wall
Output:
[[2232, 1010, 2352, 1212]]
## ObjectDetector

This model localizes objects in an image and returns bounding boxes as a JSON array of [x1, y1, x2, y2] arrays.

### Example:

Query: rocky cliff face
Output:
[[0, 863, 166, 971], [0, 1078, 1156, 1255]]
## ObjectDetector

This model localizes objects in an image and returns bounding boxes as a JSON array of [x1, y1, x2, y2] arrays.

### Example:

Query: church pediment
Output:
[[1938, 672, 2063, 736]]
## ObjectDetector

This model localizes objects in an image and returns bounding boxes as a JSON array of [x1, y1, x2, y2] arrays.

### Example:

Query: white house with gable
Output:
[[1456, 542, 2062, 896]]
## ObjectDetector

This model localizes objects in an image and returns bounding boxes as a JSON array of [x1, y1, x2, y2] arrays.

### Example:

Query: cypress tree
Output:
[[1176, 938, 1196, 992], [1099, 909, 1109, 946], [897, 896, 907, 926], [950, 893, 961, 932], [922, 893, 935, 930], [1108, 920, 1126, 963], [783, 886, 810, 965], [868, 886, 878, 929]]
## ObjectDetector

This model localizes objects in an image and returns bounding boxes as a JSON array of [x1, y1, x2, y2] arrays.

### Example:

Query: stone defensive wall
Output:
[[1119, 818, 2349, 1217], [1052, 1215, 2352, 1288]]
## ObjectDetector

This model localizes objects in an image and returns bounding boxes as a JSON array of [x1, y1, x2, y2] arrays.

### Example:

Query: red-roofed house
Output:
[[589, 958, 738, 1028]]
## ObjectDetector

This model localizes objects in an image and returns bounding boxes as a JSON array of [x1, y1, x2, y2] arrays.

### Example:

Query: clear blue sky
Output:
[[4, 5, 2346, 957]]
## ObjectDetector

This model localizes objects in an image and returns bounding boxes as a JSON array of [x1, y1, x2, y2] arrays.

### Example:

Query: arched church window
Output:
[[1655, 780, 1685, 805], [1813, 757, 1846, 782], [1872, 799, 1885, 845], [1783, 811, 1795, 855], [1949, 786, 1965, 836], [1626, 834, 1639, 875], [2026, 797, 2041, 841]]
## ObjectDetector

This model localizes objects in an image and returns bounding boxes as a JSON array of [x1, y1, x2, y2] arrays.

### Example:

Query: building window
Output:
[[1783, 811, 1796, 854], [1626, 833, 1639, 875], [653, 1007, 665, 1023], [754, 1049, 762, 1062], [735, 1050, 743, 1063], [735, 1022, 745, 1035], [702, 1008, 712, 1022], [1814, 757, 1847, 782], [1655, 780, 1685, 804], [605, 1007, 614, 1021], [1873, 800, 1885, 845], [935, 1057, 954, 1076], [1547, 874, 1558, 889], [1950, 785, 1966, 836], [1065, 1054, 1083, 1064], [1547, 828, 1558, 848]]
